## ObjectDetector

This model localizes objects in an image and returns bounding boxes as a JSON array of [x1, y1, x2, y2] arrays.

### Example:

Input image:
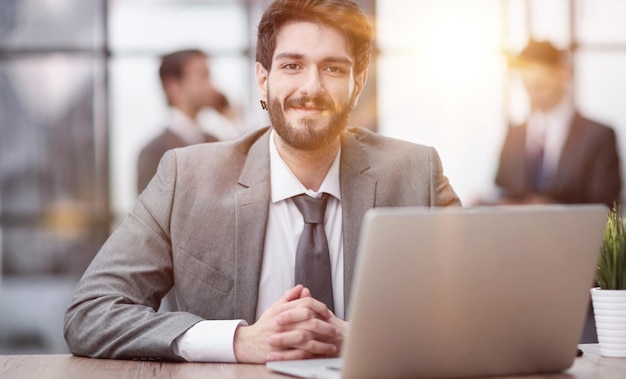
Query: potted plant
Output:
[[591, 204, 626, 357]]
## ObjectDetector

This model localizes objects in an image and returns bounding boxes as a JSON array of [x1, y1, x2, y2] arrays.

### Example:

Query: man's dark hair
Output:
[[158, 49, 207, 105], [510, 39, 568, 68], [256, 0, 374, 77]]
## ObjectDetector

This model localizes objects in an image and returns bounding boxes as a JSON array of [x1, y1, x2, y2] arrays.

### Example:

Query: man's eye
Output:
[[283, 63, 301, 70], [325, 66, 345, 74]]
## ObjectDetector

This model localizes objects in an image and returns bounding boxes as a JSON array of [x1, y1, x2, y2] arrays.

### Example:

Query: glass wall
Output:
[[377, 0, 505, 204], [575, 0, 626, 204], [0, 0, 108, 353]]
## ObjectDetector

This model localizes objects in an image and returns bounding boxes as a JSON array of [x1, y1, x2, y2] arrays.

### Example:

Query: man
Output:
[[493, 39, 621, 206], [137, 49, 236, 193], [64, 0, 460, 364]]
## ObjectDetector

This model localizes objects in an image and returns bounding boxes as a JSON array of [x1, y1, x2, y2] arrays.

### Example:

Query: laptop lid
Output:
[[268, 205, 607, 379]]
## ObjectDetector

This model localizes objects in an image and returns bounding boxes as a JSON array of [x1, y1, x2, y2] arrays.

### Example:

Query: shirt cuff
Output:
[[172, 319, 247, 362]]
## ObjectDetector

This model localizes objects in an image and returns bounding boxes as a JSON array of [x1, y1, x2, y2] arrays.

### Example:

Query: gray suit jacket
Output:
[[64, 126, 460, 361]]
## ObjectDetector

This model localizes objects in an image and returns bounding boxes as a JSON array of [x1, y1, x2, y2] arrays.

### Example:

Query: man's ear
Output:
[[255, 62, 269, 102], [162, 77, 180, 105]]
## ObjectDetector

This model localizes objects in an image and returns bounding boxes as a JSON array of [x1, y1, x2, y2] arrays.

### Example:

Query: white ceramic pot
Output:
[[590, 287, 626, 357]]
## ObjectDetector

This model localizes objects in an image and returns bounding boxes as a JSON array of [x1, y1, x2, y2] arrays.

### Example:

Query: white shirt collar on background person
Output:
[[168, 107, 207, 145], [525, 94, 575, 175], [197, 108, 242, 141]]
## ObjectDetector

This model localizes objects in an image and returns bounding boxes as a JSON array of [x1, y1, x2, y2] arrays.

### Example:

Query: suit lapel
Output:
[[339, 131, 376, 316], [233, 130, 272, 323]]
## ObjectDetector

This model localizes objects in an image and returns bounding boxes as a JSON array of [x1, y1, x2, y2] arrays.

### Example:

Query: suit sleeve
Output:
[[64, 150, 203, 361], [428, 146, 462, 206], [588, 127, 622, 206]]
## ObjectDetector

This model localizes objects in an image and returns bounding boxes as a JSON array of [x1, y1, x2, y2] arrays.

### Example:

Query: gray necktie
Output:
[[292, 193, 334, 312]]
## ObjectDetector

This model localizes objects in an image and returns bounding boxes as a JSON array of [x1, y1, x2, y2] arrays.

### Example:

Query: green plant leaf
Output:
[[597, 204, 626, 289]]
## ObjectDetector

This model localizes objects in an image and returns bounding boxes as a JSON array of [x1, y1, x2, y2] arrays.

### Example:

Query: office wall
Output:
[[376, 0, 505, 204]]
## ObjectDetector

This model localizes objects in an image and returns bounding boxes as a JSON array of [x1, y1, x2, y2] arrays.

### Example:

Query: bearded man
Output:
[[64, 0, 460, 363]]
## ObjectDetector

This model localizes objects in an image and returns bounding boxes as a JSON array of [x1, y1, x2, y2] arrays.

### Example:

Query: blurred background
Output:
[[1, 0, 625, 354]]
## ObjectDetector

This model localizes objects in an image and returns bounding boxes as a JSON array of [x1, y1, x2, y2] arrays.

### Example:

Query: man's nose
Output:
[[299, 68, 325, 96]]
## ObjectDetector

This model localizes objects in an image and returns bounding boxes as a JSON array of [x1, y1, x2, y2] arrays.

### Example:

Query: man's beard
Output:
[[267, 91, 354, 151]]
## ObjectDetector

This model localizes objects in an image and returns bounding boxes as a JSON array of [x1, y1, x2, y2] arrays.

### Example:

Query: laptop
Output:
[[266, 205, 607, 379]]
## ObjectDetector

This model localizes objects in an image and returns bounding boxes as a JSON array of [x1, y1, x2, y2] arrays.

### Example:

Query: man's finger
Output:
[[280, 284, 305, 302], [266, 339, 337, 361], [268, 325, 338, 349]]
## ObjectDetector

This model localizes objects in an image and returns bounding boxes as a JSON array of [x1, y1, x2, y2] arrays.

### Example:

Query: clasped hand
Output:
[[233, 284, 346, 363]]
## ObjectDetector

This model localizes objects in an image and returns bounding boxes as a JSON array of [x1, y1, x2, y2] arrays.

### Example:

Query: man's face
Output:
[[177, 55, 222, 111], [519, 61, 569, 113], [256, 21, 366, 151]]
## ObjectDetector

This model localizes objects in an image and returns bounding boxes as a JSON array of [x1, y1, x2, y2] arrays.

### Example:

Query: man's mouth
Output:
[[286, 96, 333, 114], [292, 103, 324, 112]]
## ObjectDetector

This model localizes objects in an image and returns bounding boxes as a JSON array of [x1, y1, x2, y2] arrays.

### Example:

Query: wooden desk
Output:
[[1, 344, 624, 379]]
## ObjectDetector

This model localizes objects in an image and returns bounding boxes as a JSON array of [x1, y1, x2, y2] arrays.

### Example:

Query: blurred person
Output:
[[137, 49, 238, 194], [64, 0, 460, 364], [491, 39, 621, 207]]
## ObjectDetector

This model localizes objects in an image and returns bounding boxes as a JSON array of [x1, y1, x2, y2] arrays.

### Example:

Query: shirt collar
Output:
[[269, 128, 341, 203], [527, 94, 575, 137]]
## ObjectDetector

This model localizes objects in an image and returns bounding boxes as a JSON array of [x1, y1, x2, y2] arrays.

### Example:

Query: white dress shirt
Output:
[[257, 129, 344, 320], [173, 129, 344, 362], [525, 95, 575, 178]]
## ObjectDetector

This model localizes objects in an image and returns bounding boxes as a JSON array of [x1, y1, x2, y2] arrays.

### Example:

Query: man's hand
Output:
[[233, 285, 346, 363], [267, 286, 347, 361]]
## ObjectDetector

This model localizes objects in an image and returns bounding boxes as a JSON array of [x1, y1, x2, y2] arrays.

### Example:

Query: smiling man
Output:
[[64, 0, 460, 364]]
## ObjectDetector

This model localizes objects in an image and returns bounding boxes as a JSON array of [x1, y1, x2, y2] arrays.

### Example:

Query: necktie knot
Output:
[[292, 193, 329, 224]]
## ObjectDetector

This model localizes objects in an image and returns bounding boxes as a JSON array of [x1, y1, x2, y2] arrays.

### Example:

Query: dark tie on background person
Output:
[[527, 141, 548, 192], [292, 193, 334, 312]]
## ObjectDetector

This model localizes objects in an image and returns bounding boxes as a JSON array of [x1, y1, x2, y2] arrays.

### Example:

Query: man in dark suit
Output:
[[137, 49, 235, 193], [64, 0, 461, 364], [494, 40, 621, 207]]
